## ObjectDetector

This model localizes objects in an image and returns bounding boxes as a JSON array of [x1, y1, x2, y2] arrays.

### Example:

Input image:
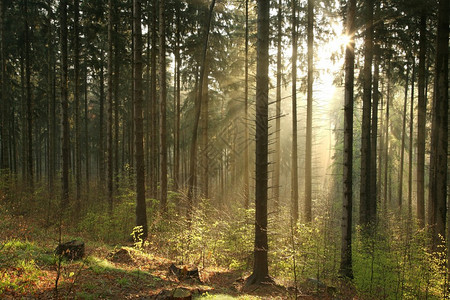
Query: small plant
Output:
[[131, 226, 148, 250]]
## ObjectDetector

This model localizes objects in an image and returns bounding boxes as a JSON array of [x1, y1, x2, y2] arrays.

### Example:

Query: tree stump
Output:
[[169, 263, 200, 281], [55, 240, 85, 260]]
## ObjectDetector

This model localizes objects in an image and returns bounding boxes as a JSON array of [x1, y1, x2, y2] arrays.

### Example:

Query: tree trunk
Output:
[[84, 64, 90, 196], [291, 0, 299, 224], [200, 59, 209, 198], [408, 59, 415, 219], [429, 0, 448, 251], [74, 0, 81, 212], [246, 0, 271, 287], [0, 0, 8, 170], [244, 0, 250, 208], [187, 0, 215, 219], [371, 46, 380, 209], [305, 0, 314, 223], [383, 67, 391, 213], [273, 0, 282, 213], [113, 20, 120, 192], [174, 2, 181, 191], [60, 0, 69, 207], [398, 63, 409, 211], [150, 1, 158, 199], [339, 0, 356, 279], [99, 58, 105, 183], [25, 0, 33, 190], [416, 9, 426, 227], [133, 0, 148, 239], [159, 0, 168, 213], [107, 0, 114, 214], [359, 0, 374, 226]]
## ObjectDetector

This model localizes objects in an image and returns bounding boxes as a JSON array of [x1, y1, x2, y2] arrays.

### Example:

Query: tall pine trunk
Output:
[[339, 0, 356, 279], [360, 0, 374, 226], [408, 59, 415, 219], [398, 64, 409, 210], [187, 0, 215, 218], [60, 0, 69, 206], [305, 0, 314, 223], [246, 0, 271, 286], [133, 0, 148, 239], [291, 0, 299, 223], [244, 0, 250, 208], [416, 9, 426, 227], [74, 0, 81, 210], [159, 0, 168, 213], [107, 0, 114, 214], [429, 0, 448, 250]]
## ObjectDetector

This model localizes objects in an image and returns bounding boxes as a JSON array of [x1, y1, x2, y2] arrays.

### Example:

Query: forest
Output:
[[0, 0, 448, 298]]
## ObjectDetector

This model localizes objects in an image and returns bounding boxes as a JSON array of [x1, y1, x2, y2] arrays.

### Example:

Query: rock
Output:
[[55, 240, 85, 260]]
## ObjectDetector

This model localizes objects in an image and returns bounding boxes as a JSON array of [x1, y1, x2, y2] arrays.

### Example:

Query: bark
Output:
[[84, 65, 89, 195], [60, 0, 69, 206], [99, 59, 105, 183], [244, 0, 250, 208], [187, 0, 215, 218], [429, 0, 448, 250], [200, 59, 209, 198], [371, 48, 380, 209], [107, 0, 114, 214], [339, 0, 356, 280], [74, 0, 81, 210], [416, 9, 426, 227], [398, 64, 409, 211], [174, 2, 181, 191], [383, 67, 391, 213], [150, 1, 158, 199], [159, 0, 168, 213], [246, 0, 271, 286], [113, 21, 120, 191], [25, 0, 33, 190], [133, 0, 148, 239], [305, 0, 314, 223], [359, 0, 374, 226], [291, 0, 299, 224], [408, 59, 415, 219], [0, 0, 8, 170], [273, 0, 282, 212]]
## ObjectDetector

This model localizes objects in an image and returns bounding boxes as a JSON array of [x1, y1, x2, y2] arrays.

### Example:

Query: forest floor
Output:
[[0, 209, 345, 299]]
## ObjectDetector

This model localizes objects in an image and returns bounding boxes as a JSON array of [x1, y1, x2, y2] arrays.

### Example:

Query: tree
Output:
[[107, 0, 114, 214], [60, 0, 69, 207], [74, 0, 81, 212], [244, 0, 250, 208], [291, 0, 299, 223], [246, 0, 271, 286], [416, 8, 426, 227], [428, 0, 448, 250], [0, 0, 8, 171], [159, 0, 168, 214], [398, 63, 409, 210], [187, 0, 215, 217], [133, 0, 148, 239], [359, 0, 374, 226], [273, 0, 282, 212], [304, 0, 314, 223], [339, 0, 356, 280], [24, 0, 33, 190]]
